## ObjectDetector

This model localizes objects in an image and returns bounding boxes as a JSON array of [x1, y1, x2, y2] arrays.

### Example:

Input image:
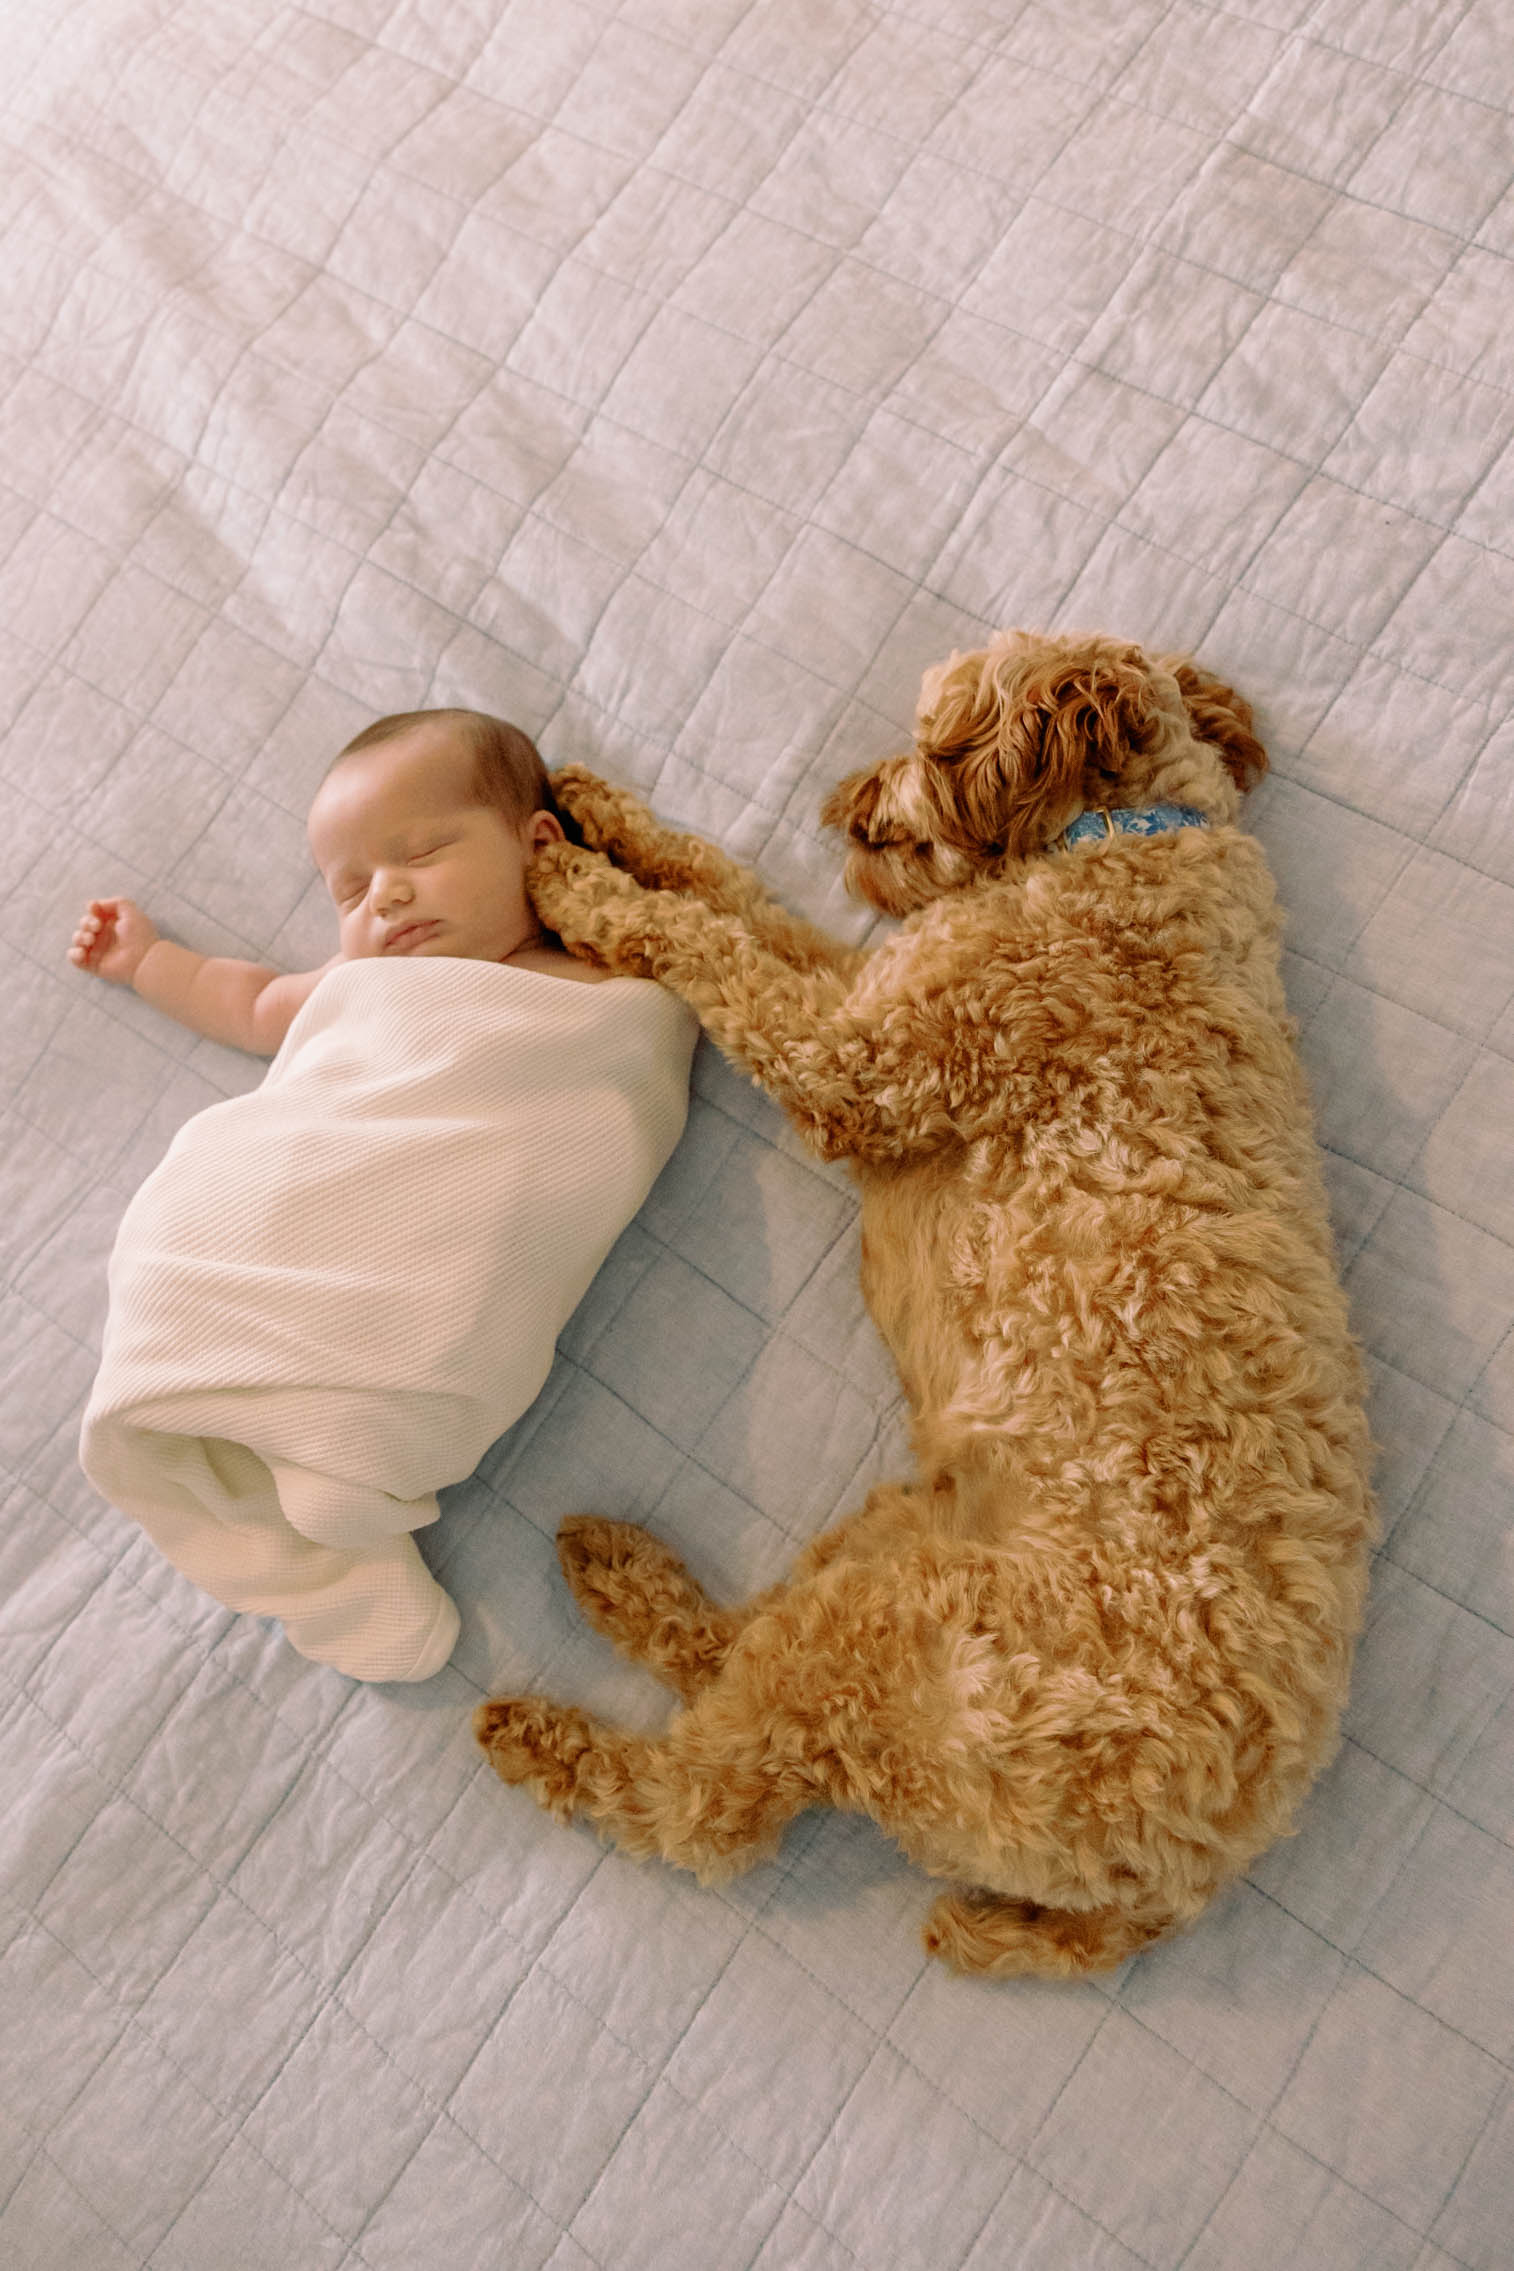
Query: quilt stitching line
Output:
[[3, 1918, 249, 2260], [1393, 1045, 1514, 1240], [311, 39, 834, 725], [953, 2001, 1171, 2270], [19, 1536, 1510, 2257], [1342, 1709, 1514, 1862], [1378, 1498, 1514, 1647], [562, 1989, 795, 2264], [4, 1670, 584, 2258], [3, 2138, 139, 2264], [0, 61, 1470, 554], [1319, 1135, 1514, 1279], [0, 1920, 134, 2200], [413, 356, 1509, 743], [511, 1364, 896, 1558], [1360, 1356, 1465, 1545], [1233, 1907, 1507, 2266], [6, 189, 1507, 827], [340, 2109, 563, 2271], [1469, 1318, 1514, 1414], [332, 1744, 872, 2247], [1429, 2070, 1514, 2261], [1165, 2095, 1467, 2271], [10, 77, 1503, 445]]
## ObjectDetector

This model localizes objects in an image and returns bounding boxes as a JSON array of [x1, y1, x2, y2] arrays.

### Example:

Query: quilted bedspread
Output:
[[2, 3, 1512, 2267]]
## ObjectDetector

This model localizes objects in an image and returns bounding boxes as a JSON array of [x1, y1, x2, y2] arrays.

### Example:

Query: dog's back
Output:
[[802, 810, 1372, 1967], [479, 633, 1374, 1980]]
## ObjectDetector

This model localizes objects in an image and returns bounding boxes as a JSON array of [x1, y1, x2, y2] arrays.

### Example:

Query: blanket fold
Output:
[[81, 958, 696, 1681]]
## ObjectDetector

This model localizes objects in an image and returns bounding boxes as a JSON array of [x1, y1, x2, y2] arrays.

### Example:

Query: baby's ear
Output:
[[528, 809, 566, 848]]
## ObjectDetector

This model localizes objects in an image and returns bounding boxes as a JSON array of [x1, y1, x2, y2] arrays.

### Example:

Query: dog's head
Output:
[[822, 631, 1267, 916]]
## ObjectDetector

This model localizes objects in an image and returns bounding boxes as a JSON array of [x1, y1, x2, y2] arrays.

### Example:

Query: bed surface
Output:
[[3, 2, 1512, 2266]]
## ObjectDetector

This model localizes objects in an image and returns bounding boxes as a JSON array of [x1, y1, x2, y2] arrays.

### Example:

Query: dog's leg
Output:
[[923, 1888, 1181, 1980], [550, 765, 862, 978], [475, 1549, 921, 1878], [530, 848, 976, 1162], [478, 1535, 1013, 1881], [474, 1685, 816, 1880], [555, 1516, 750, 1701]]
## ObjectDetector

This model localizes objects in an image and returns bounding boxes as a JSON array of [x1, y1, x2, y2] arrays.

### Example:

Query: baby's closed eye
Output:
[[327, 841, 455, 904]]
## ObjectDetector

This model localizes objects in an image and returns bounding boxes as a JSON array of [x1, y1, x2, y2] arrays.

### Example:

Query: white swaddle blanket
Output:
[[81, 957, 696, 1681]]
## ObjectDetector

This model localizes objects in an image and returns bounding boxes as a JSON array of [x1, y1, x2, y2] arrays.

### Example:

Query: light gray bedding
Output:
[[2, 2, 1511, 2266]]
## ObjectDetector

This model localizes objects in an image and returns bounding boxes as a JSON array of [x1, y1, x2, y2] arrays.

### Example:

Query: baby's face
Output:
[[307, 723, 561, 964]]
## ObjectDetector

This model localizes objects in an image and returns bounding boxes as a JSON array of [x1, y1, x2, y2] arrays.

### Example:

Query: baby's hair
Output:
[[335, 710, 581, 840]]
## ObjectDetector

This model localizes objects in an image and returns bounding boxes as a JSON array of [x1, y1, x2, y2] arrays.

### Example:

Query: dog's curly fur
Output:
[[475, 629, 1374, 1979]]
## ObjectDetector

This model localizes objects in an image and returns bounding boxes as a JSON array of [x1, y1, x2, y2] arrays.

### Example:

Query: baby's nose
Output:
[[373, 870, 414, 913]]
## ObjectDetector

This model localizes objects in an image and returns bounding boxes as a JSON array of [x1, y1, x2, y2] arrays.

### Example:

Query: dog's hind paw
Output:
[[558, 1515, 661, 1614], [925, 1888, 1170, 1979], [474, 1696, 595, 1820], [557, 1515, 741, 1697]]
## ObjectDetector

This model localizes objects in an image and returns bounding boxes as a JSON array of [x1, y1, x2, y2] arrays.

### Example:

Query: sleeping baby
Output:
[[72, 710, 695, 1682]]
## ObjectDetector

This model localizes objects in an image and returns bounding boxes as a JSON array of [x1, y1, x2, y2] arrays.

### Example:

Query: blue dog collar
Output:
[[1058, 802, 1210, 848]]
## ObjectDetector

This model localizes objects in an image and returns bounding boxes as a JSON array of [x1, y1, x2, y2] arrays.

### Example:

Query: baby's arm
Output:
[[70, 897, 337, 1056]]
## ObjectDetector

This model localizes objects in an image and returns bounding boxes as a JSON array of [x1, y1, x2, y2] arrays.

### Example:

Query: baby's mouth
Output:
[[383, 920, 441, 953]]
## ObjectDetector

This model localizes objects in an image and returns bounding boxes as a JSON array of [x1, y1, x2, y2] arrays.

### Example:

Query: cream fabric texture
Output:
[[79, 959, 695, 1679]]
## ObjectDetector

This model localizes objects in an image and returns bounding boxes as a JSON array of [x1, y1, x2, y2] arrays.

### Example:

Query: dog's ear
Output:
[[821, 747, 982, 916], [920, 636, 1161, 858], [1160, 656, 1268, 794], [820, 765, 913, 848]]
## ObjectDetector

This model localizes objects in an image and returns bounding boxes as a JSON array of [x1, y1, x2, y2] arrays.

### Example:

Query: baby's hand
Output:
[[69, 897, 159, 984]]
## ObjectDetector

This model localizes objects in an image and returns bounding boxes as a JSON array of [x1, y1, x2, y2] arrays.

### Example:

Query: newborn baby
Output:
[[74, 711, 695, 1681]]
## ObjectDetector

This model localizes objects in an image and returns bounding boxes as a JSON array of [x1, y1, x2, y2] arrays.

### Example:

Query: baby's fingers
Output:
[[68, 900, 117, 967]]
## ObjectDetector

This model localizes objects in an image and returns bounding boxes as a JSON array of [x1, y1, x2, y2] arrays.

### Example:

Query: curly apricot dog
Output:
[[475, 629, 1373, 1979]]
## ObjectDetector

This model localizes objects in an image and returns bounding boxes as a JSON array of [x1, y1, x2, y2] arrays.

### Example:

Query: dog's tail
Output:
[[923, 1888, 1178, 1979]]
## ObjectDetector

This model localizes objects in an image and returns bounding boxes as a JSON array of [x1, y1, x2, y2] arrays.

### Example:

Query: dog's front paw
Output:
[[550, 766, 705, 892], [549, 765, 616, 839], [530, 836, 608, 902], [474, 1695, 594, 1820], [531, 840, 671, 978], [550, 766, 662, 862], [529, 838, 628, 953]]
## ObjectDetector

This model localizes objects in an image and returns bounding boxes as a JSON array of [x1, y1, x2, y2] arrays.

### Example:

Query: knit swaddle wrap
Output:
[[80, 957, 696, 1681]]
